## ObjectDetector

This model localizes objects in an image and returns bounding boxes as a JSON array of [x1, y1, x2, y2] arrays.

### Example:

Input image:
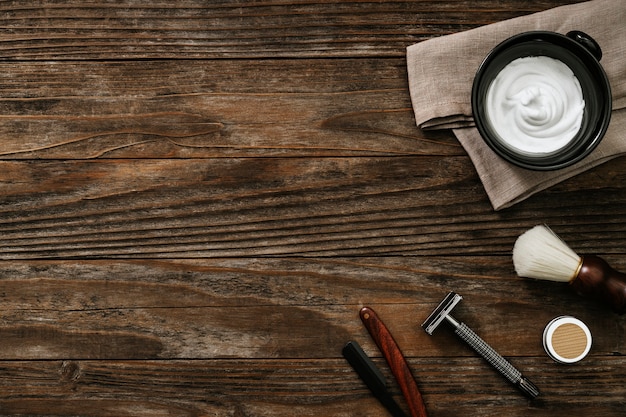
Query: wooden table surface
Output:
[[1, 1, 624, 416]]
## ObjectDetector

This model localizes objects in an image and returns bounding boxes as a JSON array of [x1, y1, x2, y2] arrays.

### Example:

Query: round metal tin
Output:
[[543, 316, 592, 364]]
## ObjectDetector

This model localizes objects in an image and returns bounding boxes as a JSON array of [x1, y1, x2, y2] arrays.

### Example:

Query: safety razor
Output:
[[421, 291, 540, 399]]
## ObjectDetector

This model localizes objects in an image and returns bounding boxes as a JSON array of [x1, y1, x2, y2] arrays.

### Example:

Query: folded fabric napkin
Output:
[[407, 0, 626, 210]]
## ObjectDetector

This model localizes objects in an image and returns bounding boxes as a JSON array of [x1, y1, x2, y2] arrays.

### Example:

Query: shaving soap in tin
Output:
[[543, 316, 592, 364]]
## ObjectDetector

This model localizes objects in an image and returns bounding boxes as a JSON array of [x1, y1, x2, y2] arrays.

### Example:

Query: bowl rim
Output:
[[471, 30, 612, 171]]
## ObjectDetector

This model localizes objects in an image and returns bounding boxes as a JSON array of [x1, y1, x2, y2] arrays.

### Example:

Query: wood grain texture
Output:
[[0, 59, 456, 158], [0, 256, 624, 415], [0, 1, 622, 416], [0, 257, 624, 360], [0, 0, 585, 60], [1, 156, 626, 258], [0, 357, 624, 416]]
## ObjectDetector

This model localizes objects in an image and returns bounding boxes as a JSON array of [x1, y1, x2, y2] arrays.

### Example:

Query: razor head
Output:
[[422, 291, 462, 335]]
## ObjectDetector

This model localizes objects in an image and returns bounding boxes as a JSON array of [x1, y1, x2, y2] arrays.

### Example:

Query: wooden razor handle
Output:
[[360, 306, 428, 417]]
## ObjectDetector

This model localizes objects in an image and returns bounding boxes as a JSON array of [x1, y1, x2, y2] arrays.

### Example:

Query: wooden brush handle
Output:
[[572, 255, 626, 314], [360, 307, 428, 417]]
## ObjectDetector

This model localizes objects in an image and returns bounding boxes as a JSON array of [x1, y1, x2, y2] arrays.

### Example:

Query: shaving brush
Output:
[[513, 225, 626, 314]]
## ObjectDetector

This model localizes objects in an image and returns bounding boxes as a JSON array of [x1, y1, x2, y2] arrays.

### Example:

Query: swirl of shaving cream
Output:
[[485, 56, 585, 155]]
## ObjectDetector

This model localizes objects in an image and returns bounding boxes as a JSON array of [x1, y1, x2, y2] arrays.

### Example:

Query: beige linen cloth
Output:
[[407, 0, 626, 210]]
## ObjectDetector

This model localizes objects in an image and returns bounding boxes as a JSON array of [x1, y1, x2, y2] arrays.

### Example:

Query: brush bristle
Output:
[[512, 225, 581, 282]]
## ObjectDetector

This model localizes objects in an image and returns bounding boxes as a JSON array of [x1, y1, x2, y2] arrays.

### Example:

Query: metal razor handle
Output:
[[450, 317, 539, 399], [422, 292, 539, 399]]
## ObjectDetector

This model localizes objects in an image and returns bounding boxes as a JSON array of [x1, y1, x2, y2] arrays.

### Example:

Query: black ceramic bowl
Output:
[[471, 31, 612, 171]]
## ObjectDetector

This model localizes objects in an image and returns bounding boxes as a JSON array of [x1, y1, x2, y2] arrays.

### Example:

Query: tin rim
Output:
[[542, 316, 592, 364]]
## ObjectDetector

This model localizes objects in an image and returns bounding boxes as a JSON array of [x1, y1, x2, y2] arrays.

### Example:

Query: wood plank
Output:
[[0, 1, 585, 60], [1, 155, 626, 258], [0, 358, 624, 417], [0, 258, 624, 360], [0, 58, 459, 158], [0, 1, 621, 415]]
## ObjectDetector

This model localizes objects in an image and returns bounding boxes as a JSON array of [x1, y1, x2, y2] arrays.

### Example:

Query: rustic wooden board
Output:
[[0, 1, 621, 416], [0, 257, 624, 415], [0, 257, 624, 360], [0, 1, 584, 59], [1, 156, 626, 258], [0, 58, 456, 158], [0, 357, 624, 416]]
